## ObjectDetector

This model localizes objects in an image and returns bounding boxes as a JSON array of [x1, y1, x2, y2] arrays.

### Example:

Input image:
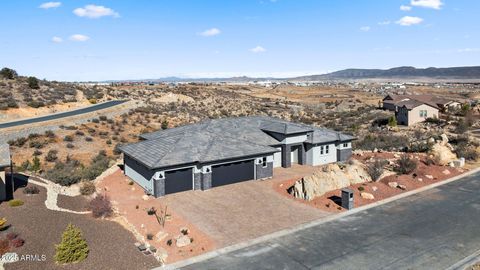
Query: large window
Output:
[[262, 157, 267, 168], [419, 110, 428, 118]]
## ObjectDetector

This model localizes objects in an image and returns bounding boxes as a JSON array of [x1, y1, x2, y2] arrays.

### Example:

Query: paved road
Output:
[[0, 100, 127, 129], [181, 172, 480, 270]]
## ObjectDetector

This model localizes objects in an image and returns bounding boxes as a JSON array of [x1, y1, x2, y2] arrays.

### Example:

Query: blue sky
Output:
[[0, 0, 478, 81]]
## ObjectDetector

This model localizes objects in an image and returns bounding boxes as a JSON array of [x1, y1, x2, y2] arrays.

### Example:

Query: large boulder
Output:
[[429, 143, 457, 166], [289, 160, 371, 201]]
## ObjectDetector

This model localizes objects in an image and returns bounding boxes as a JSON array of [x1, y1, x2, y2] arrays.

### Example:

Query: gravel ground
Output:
[[56, 194, 88, 212], [0, 185, 160, 270]]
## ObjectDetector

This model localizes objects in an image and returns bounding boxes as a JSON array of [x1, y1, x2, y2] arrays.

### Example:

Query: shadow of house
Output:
[[2, 173, 30, 202], [1, 143, 11, 202]]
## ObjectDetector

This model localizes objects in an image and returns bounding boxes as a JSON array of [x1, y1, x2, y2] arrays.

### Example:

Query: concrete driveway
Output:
[[159, 165, 328, 247], [180, 171, 480, 270]]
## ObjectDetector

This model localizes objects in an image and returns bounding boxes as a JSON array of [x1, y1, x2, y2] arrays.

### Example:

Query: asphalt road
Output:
[[0, 100, 127, 129], [181, 172, 480, 270]]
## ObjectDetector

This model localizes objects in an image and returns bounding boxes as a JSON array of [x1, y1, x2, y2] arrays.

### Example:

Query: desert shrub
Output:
[[166, 239, 173, 246], [8, 199, 24, 207], [23, 186, 40, 195], [27, 100, 45, 108], [91, 118, 100, 123], [366, 159, 388, 182], [80, 181, 96, 196], [66, 143, 74, 149], [45, 149, 58, 162], [455, 120, 469, 134], [395, 155, 417, 175], [88, 99, 97, 104], [33, 149, 43, 156], [54, 223, 89, 264], [85, 137, 93, 142], [0, 67, 18, 79], [161, 119, 169, 130], [6, 232, 18, 241], [0, 239, 9, 255], [87, 194, 113, 218], [455, 145, 479, 161], [10, 238, 24, 248], [29, 140, 46, 149], [99, 116, 107, 121], [354, 133, 409, 151], [113, 144, 122, 155], [63, 135, 73, 142], [27, 76, 40, 89], [45, 159, 83, 186], [146, 233, 154, 240], [44, 130, 55, 138], [82, 152, 110, 181], [75, 130, 85, 136]]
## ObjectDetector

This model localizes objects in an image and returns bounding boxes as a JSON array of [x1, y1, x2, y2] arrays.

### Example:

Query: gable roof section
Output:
[[260, 121, 313, 135], [397, 99, 439, 110], [0, 143, 11, 168]]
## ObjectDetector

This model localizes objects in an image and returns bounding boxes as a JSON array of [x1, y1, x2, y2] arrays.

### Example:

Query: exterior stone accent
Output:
[[337, 148, 352, 162], [193, 173, 202, 190], [256, 162, 273, 180], [201, 172, 212, 190], [154, 178, 165, 198]]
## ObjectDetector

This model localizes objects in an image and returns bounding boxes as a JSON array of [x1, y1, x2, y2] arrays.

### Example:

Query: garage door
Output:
[[211, 160, 255, 187], [164, 168, 193, 195]]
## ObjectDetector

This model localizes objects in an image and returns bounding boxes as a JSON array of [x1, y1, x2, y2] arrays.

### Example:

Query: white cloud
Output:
[[73, 4, 119, 19], [39, 2, 61, 9], [360, 26, 371, 32], [199, 28, 221, 37], [378, 21, 391, 25], [400, 5, 412, 11], [69, 34, 90, 42], [458, 48, 480, 53], [396, 16, 424, 26], [52, 36, 63, 43], [411, 0, 443, 9], [250, 46, 266, 53]]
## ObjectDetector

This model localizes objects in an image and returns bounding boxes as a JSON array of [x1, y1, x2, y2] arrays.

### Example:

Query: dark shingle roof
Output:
[[123, 116, 354, 169], [0, 143, 11, 168]]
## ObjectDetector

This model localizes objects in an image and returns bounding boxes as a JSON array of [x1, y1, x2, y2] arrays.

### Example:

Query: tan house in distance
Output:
[[383, 94, 462, 113], [0, 143, 11, 201], [395, 100, 439, 126]]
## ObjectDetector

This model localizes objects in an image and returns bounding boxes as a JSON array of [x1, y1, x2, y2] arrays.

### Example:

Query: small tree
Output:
[[54, 223, 89, 264], [27, 76, 40, 89], [388, 116, 397, 127]]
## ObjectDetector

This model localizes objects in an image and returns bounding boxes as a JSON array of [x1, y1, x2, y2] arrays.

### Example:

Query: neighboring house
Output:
[[383, 94, 462, 113], [120, 116, 354, 197], [0, 143, 11, 201], [395, 100, 439, 126]]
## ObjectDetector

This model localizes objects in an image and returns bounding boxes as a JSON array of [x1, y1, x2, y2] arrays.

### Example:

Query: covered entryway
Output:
[[211, 160, 255, 187], [291, 145, 300, 164], [164, 168, 193, 195]]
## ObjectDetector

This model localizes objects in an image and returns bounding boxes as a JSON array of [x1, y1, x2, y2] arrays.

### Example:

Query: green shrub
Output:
[[54, 223, 89, 264], [23, 186, 40, 195], [8, 199, 24, 207], [27, 76, 40, 89], [387, 116, 397, 127]]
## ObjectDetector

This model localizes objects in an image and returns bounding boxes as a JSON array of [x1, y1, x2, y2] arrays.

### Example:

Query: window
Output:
[[343, 143, 348, 148], [262, 157, 267, 168], [320, 146, 324, 155], [326, 145, 329, 154], [419, 110, 427, 118]]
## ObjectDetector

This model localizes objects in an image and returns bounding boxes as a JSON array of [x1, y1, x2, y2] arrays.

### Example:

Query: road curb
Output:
[[446, 249, 480, 270], [159, 167, 480, 270]]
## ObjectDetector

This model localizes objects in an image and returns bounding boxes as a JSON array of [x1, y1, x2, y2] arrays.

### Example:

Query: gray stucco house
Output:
[[0, 143, 11, 201], [120, 116, 354, 197]]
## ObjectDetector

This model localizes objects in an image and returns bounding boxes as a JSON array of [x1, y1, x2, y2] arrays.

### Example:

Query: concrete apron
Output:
[[159, 167, 480, 270]]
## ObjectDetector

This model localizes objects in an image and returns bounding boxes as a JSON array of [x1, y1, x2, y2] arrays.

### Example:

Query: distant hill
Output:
[[293, 66, 480, 81]]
